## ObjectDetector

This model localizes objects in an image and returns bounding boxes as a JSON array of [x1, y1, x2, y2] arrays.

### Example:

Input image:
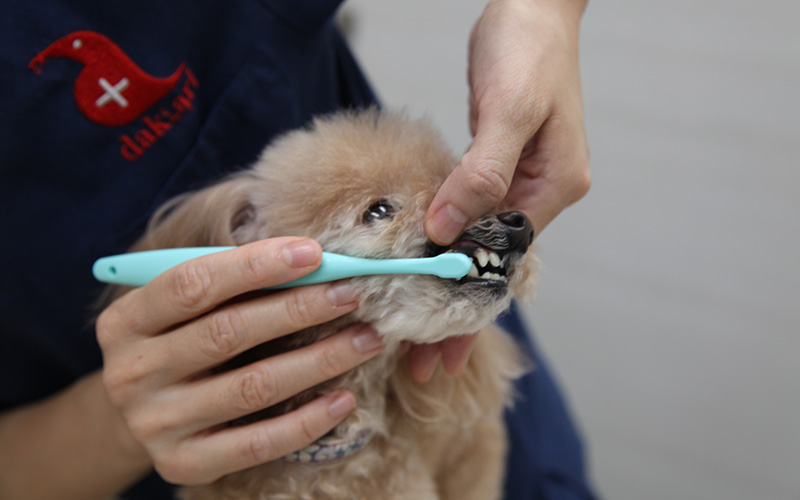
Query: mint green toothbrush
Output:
[[92, 247, 472, 289]]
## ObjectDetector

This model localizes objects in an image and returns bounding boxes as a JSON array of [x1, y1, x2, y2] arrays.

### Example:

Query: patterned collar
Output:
[[284, 428, 376, 464]]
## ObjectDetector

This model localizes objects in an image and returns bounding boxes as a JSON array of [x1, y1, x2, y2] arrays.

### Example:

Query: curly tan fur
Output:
[[113, 109, 538, 500]]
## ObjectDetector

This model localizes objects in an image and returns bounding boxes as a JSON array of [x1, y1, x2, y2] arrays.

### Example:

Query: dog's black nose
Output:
[[497, 211, 534, 253]]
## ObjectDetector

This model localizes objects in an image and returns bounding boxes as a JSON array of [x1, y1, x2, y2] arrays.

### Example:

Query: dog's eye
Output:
[[362, 200, 395, 223]]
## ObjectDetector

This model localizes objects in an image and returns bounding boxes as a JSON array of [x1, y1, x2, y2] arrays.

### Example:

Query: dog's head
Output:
[[139, 109, 538, 343]]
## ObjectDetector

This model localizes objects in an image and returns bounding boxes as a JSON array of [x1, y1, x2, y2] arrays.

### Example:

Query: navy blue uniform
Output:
[[0, 1, 598, 498]]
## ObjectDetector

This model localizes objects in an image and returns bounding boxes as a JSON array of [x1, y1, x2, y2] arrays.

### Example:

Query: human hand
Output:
[[406, 334, 478, 383], [96, 238, 384, 485], [425, 0, 591, 245], [420, 0, 590, 377]]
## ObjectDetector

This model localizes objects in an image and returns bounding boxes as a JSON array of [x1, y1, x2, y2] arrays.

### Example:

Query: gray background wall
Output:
[[343, 1, 800, 499]]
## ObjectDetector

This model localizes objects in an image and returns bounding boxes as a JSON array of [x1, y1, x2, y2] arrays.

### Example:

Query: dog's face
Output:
[[145, 110, 537, 344], [228, 110, 537, 343]]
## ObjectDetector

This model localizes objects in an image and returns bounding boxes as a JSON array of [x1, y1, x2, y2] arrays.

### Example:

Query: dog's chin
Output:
[[353, 274, 515, 344]]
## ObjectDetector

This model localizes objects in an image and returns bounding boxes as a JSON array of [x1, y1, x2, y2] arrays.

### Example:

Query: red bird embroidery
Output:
[[30, 30, 186, 127]]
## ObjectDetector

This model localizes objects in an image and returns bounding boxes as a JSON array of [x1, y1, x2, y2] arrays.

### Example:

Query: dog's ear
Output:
[[131, 173, 256, 252]]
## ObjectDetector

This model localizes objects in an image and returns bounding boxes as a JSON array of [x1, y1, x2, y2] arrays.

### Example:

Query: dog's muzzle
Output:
[[427, 211, 534, 286]]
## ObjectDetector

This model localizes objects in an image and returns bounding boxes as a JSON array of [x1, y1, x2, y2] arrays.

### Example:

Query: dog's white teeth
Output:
[[475, 250, 489, 268], [489, 251, 501, 268], [468, 264, 480, 278], [475, 271, 507, 282]]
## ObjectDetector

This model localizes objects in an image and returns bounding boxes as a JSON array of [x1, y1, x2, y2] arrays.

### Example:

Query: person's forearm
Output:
[[0, 370, 152, 500]]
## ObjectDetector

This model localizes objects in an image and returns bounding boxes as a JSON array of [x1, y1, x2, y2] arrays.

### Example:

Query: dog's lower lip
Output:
[[457, 276, 508, 288]]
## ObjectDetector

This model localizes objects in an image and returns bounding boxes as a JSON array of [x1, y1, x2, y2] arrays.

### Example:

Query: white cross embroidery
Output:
[[95, 77, 130, 108]]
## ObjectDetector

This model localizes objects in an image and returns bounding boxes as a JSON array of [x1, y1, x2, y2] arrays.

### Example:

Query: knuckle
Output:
[[466, 162, 510, 206], [244, 429, 278, 466], [151, 456, 175, 482], [101, 365, 127, 399], [102, 360, 140, 401], [564, 157, 591, 204], [203, 308, 245, 358], [102, 350, 164, 406], [95, 307, 127, 347], [232, 368, 279, 412], [172, 260, 214, 312], [237, 246, 267, 288], [314, 343, 345, 380], [572, 167, 592, 202], [95, 309, 116, 348], [296, 412, 321, 444], [126, 411, 162, 443], [154, 453, 206, 486], [101, 371, 128, 407], [283, 289, 318, 326]]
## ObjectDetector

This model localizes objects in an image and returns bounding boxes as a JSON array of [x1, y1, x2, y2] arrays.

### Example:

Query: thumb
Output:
[[425, 118, 530, 245]]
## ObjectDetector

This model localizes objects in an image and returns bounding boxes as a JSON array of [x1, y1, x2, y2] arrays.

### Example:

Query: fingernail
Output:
[[352, 326, 383, 353], [327, 391, 356, 419], [429, 204, 468, 244], [283, 240, 320, 268], [327, 281, 359, 306]]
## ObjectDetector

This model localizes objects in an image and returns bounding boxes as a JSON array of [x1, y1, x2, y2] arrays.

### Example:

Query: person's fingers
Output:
[[151, 390, 356, 485], [502, 110, 591, 235], [440, 333, 479, 377], [407, 342, 441, 383], [173, 324, 383, 431], [99, 238, 322, 343], [149, 281, 360, 381], [425, 110, 544, 245], [407, 334, 478, 383]]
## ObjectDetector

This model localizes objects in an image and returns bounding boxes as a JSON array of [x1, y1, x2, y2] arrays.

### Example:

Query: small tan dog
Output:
[[122, 109, 538, 500]]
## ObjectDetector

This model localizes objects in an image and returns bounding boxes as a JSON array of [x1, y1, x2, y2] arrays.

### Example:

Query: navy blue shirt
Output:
[[0, 1, 598, 499]]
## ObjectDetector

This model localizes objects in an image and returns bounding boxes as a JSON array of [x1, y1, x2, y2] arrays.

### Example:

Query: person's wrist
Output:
[[77, 371, 152, 472]]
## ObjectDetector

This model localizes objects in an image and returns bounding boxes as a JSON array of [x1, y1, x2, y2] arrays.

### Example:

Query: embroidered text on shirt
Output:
[[119, 69, 198, 161]]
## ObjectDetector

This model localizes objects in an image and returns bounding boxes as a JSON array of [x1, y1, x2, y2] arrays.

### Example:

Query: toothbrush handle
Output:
[[92, 248, 385, 288], [265, 253, 438, 290], [266, 253, 376, 290], [93, 248, 469, 289], [92, 247, 235, 287]]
